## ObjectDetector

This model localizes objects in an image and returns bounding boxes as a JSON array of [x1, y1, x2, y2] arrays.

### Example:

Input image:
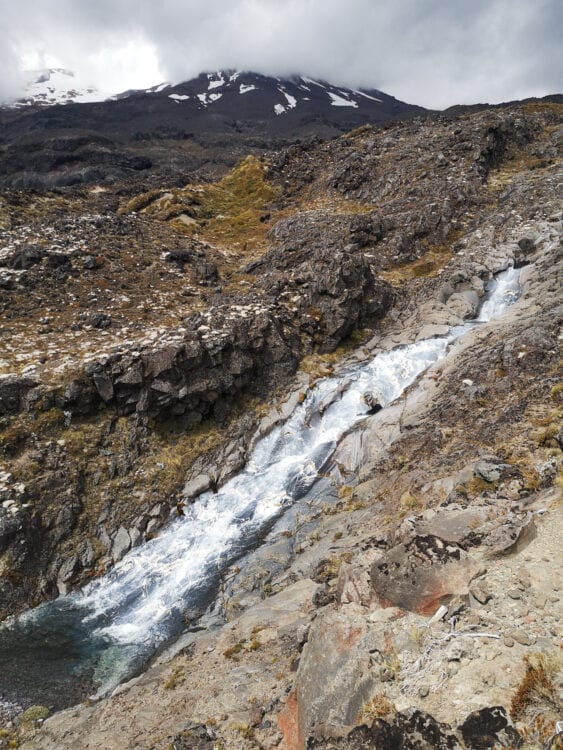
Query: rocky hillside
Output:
[[0, 70, 425, 190], [0, 100, 561, 748]]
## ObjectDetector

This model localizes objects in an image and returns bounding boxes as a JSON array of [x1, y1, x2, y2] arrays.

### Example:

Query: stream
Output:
[[0, 266, 523, 712]]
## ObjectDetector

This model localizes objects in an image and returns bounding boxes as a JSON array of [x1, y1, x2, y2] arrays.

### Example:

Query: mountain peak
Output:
[[12, 67, 111, 108]]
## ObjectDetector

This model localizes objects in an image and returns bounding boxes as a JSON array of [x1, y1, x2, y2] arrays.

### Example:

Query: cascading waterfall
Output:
[[0, 266, 523, 710]]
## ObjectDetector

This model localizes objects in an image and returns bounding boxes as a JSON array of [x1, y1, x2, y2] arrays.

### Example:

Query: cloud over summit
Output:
[[1, 0, 561, 108]]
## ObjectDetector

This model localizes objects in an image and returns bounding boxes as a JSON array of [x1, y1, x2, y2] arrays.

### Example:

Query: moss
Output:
[[20, 705, 50, 723], [380, 237, 458, 286], [550, 383, 563, 403]]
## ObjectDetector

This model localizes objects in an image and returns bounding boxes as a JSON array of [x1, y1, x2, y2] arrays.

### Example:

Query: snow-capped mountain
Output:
[[0, 69, 426, 189], [8, 68, 414, 121], [13, 68, 113, 108], [127, 70, 405, 121]]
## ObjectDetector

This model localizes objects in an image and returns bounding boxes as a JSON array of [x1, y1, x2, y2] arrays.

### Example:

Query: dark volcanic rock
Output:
[[250, 237, 392, 352], [459, 706, 522, 749], [308, 710, 462, 749], [0, 376, 39, 416]]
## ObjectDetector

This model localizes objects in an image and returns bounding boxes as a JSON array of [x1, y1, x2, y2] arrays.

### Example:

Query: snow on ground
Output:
[[11, 68, 112, 107], [279, 88, 297, 109], [207, 72, 226, 90], [274, 103, 286, 115], [301, 77, 326, 88], [240, 84, 257, 94], [168, 94, 190, 102], [150, 82, 171, 93], [354, 89, 383, 103], [328, 91, 358, 108]]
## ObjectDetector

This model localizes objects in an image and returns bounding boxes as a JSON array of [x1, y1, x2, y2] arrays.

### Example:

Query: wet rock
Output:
[[446, 290, 480, 320], [362, 391, 382, 415], [111, 526, 131, 562], [459, 706, 522, 749], [57, 554, 79, 584]]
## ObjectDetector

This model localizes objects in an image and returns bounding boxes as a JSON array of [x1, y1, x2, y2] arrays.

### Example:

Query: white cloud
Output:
[[0, 0, 561, 108]]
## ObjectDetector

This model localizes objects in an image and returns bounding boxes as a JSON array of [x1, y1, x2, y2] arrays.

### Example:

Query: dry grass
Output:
[[120, 156, 281, 261], [510, 652, 561, 720], [357, 693, 395, 724]]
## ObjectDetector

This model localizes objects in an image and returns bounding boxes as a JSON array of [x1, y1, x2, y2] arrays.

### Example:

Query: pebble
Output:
[[508, 630, 533, 646], [507, 589, 522, 600], [418, 686, 430, 698], [470, 583, 492, 604], [503, 635, 515, 647]]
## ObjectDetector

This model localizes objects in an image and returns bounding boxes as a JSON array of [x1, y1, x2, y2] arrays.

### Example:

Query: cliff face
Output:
[[0, 101, 562, 747]]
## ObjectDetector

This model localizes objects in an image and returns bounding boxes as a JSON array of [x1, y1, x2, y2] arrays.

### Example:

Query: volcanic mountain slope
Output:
[[0, 70, 426, 188], [11, 68, 111, 108]]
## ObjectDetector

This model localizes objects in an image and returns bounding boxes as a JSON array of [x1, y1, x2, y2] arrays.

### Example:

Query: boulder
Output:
[[459, 706, 522, 749], [0, 375, 39, 415], [370, 536, 482, 614]]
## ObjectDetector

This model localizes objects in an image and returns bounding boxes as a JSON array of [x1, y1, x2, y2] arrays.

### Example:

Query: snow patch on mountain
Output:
[[207, 72, 226, 90], [354, 89, 383, 103], [279, 88, 297, 109], [4, 67, 393, 119], [11, 68, 112, 107], [328, 91, 358, 108]]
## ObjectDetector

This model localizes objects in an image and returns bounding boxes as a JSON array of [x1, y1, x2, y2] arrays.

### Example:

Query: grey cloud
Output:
[[1, 0, 561, 108]]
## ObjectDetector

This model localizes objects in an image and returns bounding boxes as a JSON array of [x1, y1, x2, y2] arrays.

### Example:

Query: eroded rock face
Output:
[[74, 303, 301, 420], [285, 609, 376, 746], [254, 242, 392, 352], [370, 536, 482, 614]]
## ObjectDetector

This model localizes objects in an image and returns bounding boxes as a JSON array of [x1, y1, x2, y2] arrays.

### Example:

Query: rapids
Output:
[[0, 266, 522, 710]]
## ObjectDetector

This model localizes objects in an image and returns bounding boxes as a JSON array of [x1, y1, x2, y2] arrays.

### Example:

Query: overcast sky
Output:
[[1, 0, 561, 108]]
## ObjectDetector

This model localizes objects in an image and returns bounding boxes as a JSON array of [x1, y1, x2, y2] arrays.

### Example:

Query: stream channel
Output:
[[0, 266, 523, 712]]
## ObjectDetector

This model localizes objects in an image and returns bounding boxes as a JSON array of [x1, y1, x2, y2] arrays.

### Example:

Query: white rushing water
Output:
[[12, 266, 523, 697]]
